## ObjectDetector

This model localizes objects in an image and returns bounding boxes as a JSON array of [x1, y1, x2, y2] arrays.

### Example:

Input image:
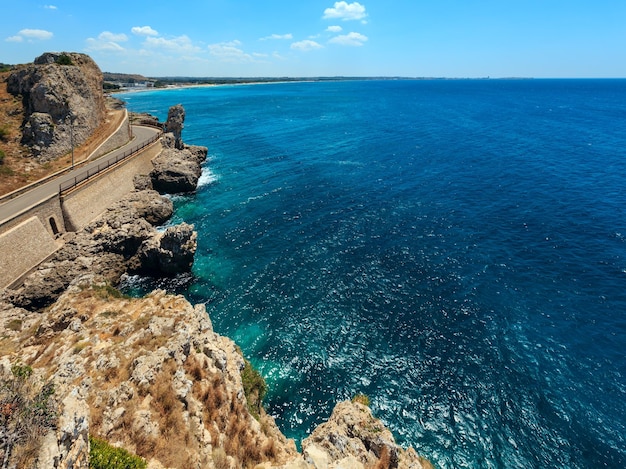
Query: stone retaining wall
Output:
[[0, 217, 60, 289], [61, 140, 161, 231], [0, 139, 162, 290]]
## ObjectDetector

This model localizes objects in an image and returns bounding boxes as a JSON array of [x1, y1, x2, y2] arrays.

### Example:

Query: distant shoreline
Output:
[[110, 76, 538, 95]]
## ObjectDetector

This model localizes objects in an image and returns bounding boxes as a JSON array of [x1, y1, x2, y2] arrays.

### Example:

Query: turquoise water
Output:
[[120, 80, 626, 468]]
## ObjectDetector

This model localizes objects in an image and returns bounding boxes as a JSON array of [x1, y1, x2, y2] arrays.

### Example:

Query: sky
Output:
[[1, 1, 626, 78]]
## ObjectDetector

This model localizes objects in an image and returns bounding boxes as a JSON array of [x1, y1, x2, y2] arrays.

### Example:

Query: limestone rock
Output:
[[7, 52, 106, 161], [133, 174, 154, 191], [165, 104, 185, 149], [4, 190, 188, 311], [123, 190, 173, 226], [0, 279, 299, 468], [302, 400, 432, 469], [150, 148, 203, 193], [23, 112, 55, 154], [133, 223, 197, 275]]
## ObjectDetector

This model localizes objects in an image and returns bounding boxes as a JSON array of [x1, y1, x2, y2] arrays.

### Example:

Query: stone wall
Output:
[[0, 140, 161, 290], [0, 216, 60, 289], [61, 141, 161, 231]]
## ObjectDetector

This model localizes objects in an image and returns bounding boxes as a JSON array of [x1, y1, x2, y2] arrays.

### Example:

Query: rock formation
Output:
[[0, 276, 432, 469], [165, 103, 185, 149], [0, 276, 297, 468], [4, 189, 196, 311], [300, 401, 434, 469], [149, 105, 208, 193], [7, 52, 106, 161]]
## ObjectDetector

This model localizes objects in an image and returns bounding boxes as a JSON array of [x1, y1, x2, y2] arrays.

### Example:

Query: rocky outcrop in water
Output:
[[149, 105, 208, 193], [300, 401, 433, 469], [3, 189, 197, 310], [165, 104, 185, 150], [6, 52, 106, 161]]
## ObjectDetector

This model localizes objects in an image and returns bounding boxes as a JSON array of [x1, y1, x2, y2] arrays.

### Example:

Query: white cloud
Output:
[[144, 35, 201, 54], [85, 31, 128, 52], [326, 26, 343, 33], [44, 5, 57, 10], [13, 29, 54, 41], [208, 40, 253, 62], [291, 40, 323, 52], [323, 2, 367, 21], [5, 36, 23, 43], [86, 38, 125, 52], [260, 33, 293, 41], [329, 32, 368, 46], [132, 26, 159, 37], [98, 31, 128, 43]]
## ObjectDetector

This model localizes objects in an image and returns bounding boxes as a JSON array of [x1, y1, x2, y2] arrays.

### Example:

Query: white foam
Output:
[[197, 168, 219, 187]]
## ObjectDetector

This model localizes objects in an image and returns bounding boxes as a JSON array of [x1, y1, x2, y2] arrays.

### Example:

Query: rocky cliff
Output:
[[0, 277, 432, 469], [6, 52, 106, 161], [0, 100, 434, 467]]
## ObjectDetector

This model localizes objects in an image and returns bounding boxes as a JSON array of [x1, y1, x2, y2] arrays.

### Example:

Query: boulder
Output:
[[150, 148, 202, 193], [133, 223, 197, 275]]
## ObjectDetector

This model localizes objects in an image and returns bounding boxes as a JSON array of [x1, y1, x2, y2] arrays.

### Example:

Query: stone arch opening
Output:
[[49, 217, 59, 235]]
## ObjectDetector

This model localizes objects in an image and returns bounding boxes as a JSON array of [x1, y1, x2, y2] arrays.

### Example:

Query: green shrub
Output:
[[351, 393, 370, 406], [6, 319, 23, 331], [56, 53, 73, 66], [0, 149, 6, 164], [89, 436, 147, 469], [241, 358, 267, 420], [0, 164, 14, 176], [0, 125, 9, 142]]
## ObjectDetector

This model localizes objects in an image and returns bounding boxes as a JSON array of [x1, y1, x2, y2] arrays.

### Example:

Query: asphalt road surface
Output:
[[0, 125, 160, 225]]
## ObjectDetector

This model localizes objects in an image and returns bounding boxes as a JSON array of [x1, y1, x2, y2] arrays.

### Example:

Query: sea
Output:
[[118, 79, 626, 468]]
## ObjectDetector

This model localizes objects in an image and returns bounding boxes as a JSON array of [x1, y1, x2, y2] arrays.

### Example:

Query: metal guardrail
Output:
[[59, 131, 161, 194]]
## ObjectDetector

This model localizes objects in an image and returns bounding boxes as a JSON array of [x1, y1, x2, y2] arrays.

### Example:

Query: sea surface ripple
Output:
[[120, 79, 626, 468]]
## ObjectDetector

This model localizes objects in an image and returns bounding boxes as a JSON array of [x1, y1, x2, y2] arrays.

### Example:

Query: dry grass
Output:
[[373, 446, 391, 469]]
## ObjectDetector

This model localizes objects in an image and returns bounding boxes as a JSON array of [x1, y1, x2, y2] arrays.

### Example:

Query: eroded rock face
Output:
[[0, 277, 298, 468], [134, 223, 197, 275], [165, 104, 185, 150], [7, 52, 106, 161], [4, 190, 186, 311], [300, 400, 433, 469], [150, 147, 203, 193]]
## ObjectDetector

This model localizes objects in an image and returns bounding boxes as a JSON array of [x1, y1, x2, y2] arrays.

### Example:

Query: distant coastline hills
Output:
[[102, 72, 461, 89], [102, 72, 530, 90]]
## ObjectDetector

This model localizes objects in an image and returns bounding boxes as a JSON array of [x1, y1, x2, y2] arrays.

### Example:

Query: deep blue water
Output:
[[119, 79, 626, 468]]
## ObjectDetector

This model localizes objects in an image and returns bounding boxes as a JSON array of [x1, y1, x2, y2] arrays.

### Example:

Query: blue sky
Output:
[[2, 1, 625, 78]]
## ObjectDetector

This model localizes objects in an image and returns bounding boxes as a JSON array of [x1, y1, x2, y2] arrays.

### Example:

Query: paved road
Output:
[[0, 125, 160, 226]]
